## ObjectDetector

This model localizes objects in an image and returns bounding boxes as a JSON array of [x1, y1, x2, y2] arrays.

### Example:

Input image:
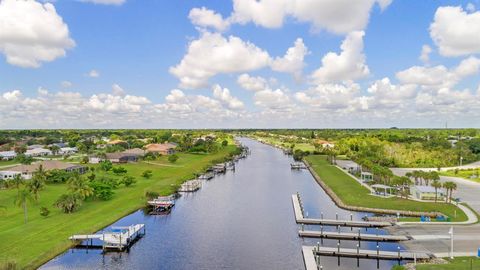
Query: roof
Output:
[[145, 143, 177, 152], [1, 160, 83, 173], [361, 171, 373, 176], [123, 148, 145, 156], [107, 140, 126, 145], [105, 152, 138, 159], [0, 151, 16, 157], [413, 185, 445, 193], [315, 139, 334, 145], [26, 148, 52, 155], [371, 184, 395, 189]]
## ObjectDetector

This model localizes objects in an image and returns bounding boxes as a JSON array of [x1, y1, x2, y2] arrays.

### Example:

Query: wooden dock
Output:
[[299, 230, 410, 242], [313, 246, 432, 260], [178, 180, 202, 192], [291, 194, 392, 228], [70, 224, 145, 251]]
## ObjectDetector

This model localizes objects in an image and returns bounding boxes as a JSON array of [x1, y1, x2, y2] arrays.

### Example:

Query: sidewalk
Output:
[[397, 203, 478, 226]]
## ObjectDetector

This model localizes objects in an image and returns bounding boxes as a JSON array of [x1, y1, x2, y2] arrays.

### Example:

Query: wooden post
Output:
[[357, 244, 360, 267]]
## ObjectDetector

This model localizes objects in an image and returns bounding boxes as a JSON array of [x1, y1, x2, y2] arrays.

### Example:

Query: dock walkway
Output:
[[299, 230, 410, 242], [292, 194, 392, 228]]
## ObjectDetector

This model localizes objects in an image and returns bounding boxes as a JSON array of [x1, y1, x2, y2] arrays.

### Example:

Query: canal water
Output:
[[41, 138, 398, 270]]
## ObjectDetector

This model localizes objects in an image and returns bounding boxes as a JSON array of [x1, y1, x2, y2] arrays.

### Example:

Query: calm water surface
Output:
[[41, 138, 398, 270]]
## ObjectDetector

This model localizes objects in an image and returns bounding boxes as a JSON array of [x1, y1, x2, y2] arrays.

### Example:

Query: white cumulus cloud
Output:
[[271, 38, 309, 80], [430, 6, 480, 56], [0, 0, 75, 68], [189, 7, 230, 32]]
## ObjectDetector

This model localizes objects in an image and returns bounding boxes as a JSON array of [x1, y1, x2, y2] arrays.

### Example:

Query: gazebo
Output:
[[371, 184, 395, 197], [360, 171, 373, 182]]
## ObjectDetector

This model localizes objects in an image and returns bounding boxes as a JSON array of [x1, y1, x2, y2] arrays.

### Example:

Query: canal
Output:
[[41, 138, 398, 270]]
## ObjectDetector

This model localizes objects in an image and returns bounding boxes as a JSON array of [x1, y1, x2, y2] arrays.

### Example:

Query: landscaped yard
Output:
[[304, 155, 467, 222], [0, 145, 237, 270]]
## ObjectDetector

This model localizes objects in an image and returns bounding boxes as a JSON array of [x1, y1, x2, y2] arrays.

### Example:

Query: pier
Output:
[[69, 224, 145, 251], [178, 180, 202, 192], [292, 194, 392, 228], [299, 230, 410, 242], [291, 162, 307, 169]]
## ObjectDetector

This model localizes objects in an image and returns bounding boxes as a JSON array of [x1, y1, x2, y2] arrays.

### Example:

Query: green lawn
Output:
[[304, 155, 467, 222], [0, 146, 237, 270], [440, 169, 480, 183], [0, 159, 19, 168], [416, 257, 480, 269]]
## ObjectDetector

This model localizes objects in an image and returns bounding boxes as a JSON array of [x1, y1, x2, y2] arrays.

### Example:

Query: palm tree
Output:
[[14, 189, 34, 224], [12, 174, 24, 190], [431, 179, 443, 203], [67, 174, 93, 200], [48, 145, 61, 156], [443, 181, 458, 203], [54, 193, 82, 213], [27, 166, 47, 202]]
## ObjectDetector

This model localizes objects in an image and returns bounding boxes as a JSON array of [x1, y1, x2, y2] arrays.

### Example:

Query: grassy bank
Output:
[[304, 155, 467, 221], [440, 169, 480, 183], [0, 146, 237, 270], [415, 257, 480, 269]]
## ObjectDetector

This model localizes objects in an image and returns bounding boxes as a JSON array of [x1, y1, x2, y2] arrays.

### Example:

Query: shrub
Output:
[[40, 207, 50, 217], [121, 176, 136, 187], [142, 170, 153, 179], [89, 182, 115, 200], [168, 154, 179, 163], [222, 140, 228, 146], [112, 166, 127, 175], [100, 160, 113, 171], [145, 190, 159, 200], [54, 193, 82, 213]]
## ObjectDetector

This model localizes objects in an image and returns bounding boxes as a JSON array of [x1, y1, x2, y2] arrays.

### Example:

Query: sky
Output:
[[0, 0, 480, 129]]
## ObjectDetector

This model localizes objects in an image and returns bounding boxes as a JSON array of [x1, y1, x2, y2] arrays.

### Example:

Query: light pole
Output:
[[449, 226, 454, 259]]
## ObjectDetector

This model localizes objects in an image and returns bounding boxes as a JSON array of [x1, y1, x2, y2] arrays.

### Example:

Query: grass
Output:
[[416, 257, 480, 269], [440, 169, 480, 183], [0, 159, 19, 168], [0, 146, 237, 270], [304, 155, 468, 222]]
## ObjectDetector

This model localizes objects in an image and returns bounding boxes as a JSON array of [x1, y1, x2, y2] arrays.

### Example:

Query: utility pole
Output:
[[449, 226, 454, 259]]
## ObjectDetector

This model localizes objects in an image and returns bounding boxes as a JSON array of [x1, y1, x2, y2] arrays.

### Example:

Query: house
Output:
[[88, 156, 104, 164], [144, 143, 177, 155], [58, 147, 78, 155], [123, 148, 145, 157], [0, 151, 16, 160], [315, 139, 335, 148], [25, 148, 52, 157], [26, 144, 44, 150], [410, 185, 446, 201], [105, 152, 138, 163], [0, 160, 86, 180]]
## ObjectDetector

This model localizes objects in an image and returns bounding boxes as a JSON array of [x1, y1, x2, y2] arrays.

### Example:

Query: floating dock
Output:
[[198, 172, 214, 180], [147, 195, 175, 213], [291, 162, 307, 169], [299, 230, 410, 242], [291, 194, 392, 228], [70, 224, 145, 251]]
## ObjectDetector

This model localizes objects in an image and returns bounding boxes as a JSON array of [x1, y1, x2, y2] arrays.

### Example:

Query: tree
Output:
[[168, 154, 179, 163], [27, 165, 47, 201], [100, 160, 113, 171], [443, 181, 458, 203], [68, 174, 94, 200], [48, 145, 60, 155], [293, 149, 304, 161], [14, 189, 33, 224], [54, 193, 82, 213], [221, 140, 228, 147], [14, 145, 27, 155], [431, 179, 442, 203], [15, 154, 33, 165], [11, 174, 24, 190], [141, 170, 153, 179], [112, 166, 127, 175], [89, 182, 115, 200]]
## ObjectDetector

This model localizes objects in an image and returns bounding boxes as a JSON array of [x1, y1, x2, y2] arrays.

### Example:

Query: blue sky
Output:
[[0, 0, 479, 128]]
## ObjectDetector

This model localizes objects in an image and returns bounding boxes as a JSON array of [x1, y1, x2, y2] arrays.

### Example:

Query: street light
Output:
[[449, 226, 454, 259]]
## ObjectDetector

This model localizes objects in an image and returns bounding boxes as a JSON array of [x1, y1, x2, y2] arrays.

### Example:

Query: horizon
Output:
[[1, 0, 480, 128]]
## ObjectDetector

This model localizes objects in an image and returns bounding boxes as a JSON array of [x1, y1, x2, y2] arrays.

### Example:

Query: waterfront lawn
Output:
[[304, 155, 467, 222], [416, 257, 480, 269], [0, 146, 237, 270], [440, 169, 480, 183]]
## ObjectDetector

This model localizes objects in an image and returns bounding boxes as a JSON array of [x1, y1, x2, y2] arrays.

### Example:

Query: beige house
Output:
[[0, 160, 86, 180], [144, 143, 177, 155]]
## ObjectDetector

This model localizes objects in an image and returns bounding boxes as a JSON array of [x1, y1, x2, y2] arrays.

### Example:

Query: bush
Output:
[[121, 176, 136, 187], [142, 170, 153, 179], [89, 182, 115, 200], [54, 193, 82, 213], [112, 166, 127, 175], [168, 154, 179, 163], [145, 190, 159, 200], [221, 140, 228, 146], [100, 160, 113, 171], [40, 207, 50, 217]]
